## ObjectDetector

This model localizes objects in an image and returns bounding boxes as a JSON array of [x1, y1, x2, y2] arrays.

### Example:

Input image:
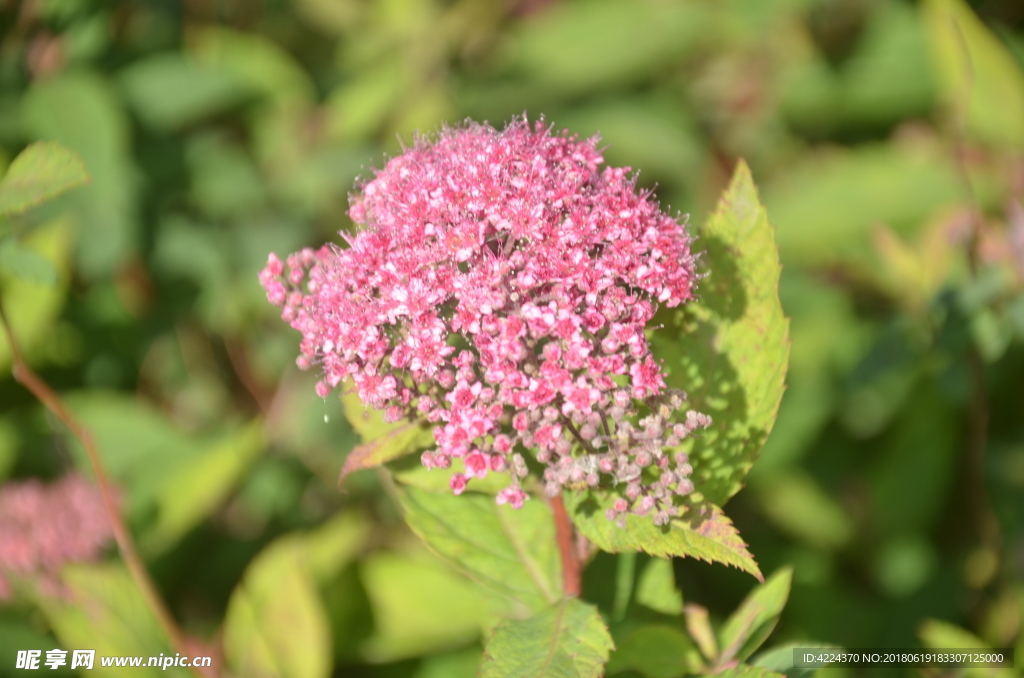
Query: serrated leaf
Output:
[[653, 160, 789, 508], [0, 142, 88, 216], [479, 598, 614, 678], [607, 624, 700, 678], [339, 388, 434, 485], [718, 567, 793, 664], [223, 540, 332, 678], [396, 485, 561, 614], [924, 0, 1024, 149], [565, 491, 762, 581]]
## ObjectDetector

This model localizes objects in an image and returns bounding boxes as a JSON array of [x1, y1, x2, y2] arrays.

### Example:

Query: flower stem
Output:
[[549, 493, 581, 597], [0, 302, 211, 678]]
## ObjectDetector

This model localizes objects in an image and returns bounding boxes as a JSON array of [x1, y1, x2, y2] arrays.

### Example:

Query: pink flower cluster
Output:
[[261, 117, 709, 522], [0, 474, 113, 600]]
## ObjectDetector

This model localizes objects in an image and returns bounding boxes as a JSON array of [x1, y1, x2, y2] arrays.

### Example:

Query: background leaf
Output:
[[38, 564, 187, 678], [718, 567, 793, 663], [21, 72, 137, 279], [924, 0, 1024, 148], [479, 598, 614, 678], [606, 624, 699, 678], [223, 538, 333, 678], [0, 142, 88, 217]]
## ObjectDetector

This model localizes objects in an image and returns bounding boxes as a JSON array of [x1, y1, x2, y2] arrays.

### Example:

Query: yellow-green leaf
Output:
[[479, 598, 614, 678], [397, 485, 562, 614], [565, 492, 762, 581], [654, 160, 789, 507], [223, 540, 332, 678], [924, 0, 1024, 149], [0, 142, 88, 216]]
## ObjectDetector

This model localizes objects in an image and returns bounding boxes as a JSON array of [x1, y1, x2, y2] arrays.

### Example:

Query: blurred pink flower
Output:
[[0, 474, 113, 600], [261, 116, 709, 521]]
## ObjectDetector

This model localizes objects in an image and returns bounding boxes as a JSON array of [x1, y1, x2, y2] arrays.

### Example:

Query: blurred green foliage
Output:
[[1, 0, 1024, 676]]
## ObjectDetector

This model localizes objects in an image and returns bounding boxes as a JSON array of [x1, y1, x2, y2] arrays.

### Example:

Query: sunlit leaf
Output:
[[223, 541, 332, 678], [479, 598, 614, 678], [0, 142, 88, 217], [566, 492, 762, 581], [654, 160, 789, 507], [397, 485, 562, 614]]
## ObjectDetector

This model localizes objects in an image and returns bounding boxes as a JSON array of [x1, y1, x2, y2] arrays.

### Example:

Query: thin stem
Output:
[[549, 494, 581, 597], [0, 303, 210, 678], [559, 415, 596, 455]]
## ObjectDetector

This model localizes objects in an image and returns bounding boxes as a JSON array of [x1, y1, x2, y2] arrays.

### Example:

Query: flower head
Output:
[[0, 474, 113, 600], [261, 116, 708, 521]]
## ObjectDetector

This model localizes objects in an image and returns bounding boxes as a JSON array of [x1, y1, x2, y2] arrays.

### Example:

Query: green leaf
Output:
[[141, 419, 265, 554], [396, 485, 562, 614], [753, 471, 853, 551], [924, 0, 1024, 149], [654, 160, 789, 507], [718, 567, 793, 664], [565, 491, 762, 581], [339, 387, 434, 485], [918, 620, 1015, 678], [223, 539, 333, 678], [607, 624, 699, 678], [712, 665, 785, 678], [21, 71, 138, 279], [119, 53, 254, 129], [188, 26, 316, 109], [763, 144, 963, 268], [65, 394, 264, 554], [359, 550, 493, 662], [0, 218, 73, 372], [751, 643, 842, 678], [0, 142, 88, 216], [479, 598, 614, 678], [37, 564, 186, 678], [685, 604, 717, 663], [509, 0, 713, 94], [635, 557, 683, 616], [0, 237, 58, 285]]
